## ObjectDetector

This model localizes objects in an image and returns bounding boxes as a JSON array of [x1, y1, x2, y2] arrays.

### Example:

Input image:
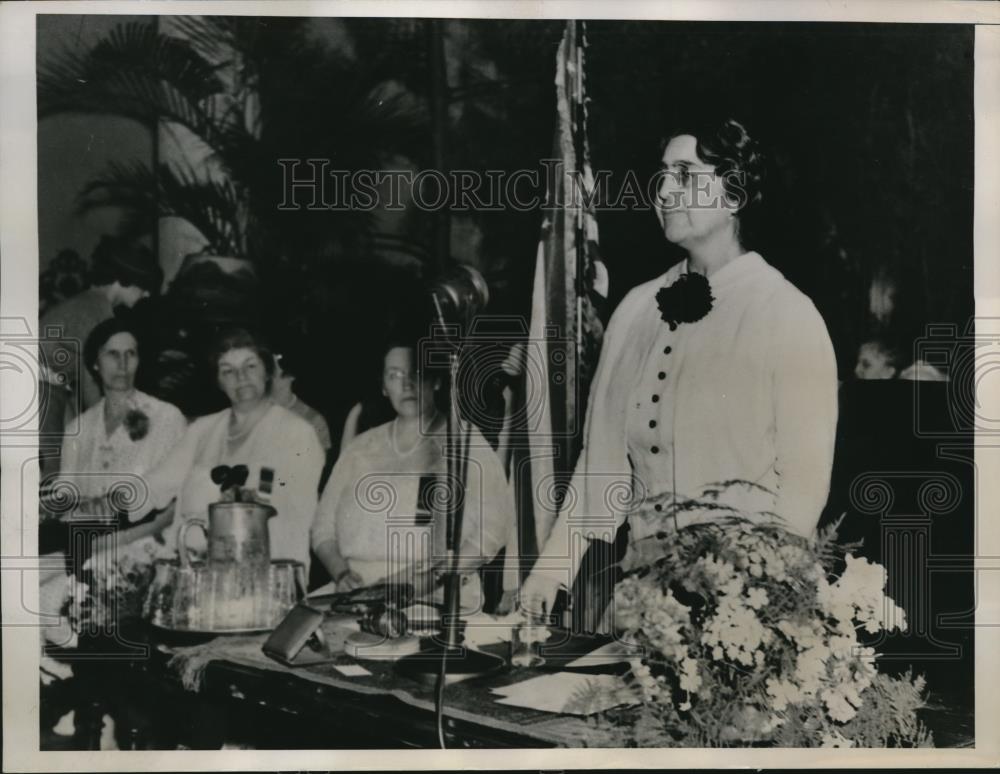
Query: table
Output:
[[47, 622, 626, 749], [44, 620, 974, 750]]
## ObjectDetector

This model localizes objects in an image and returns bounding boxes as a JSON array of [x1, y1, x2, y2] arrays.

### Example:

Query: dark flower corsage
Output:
[[124, 408, 150, 441], [655, 272, 714, 331]]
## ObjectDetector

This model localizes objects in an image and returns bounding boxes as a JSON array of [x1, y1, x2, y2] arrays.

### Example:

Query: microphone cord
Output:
[[435, 650, 448, 748]]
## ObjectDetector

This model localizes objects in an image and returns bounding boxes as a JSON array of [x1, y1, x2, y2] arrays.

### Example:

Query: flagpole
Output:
[[571, 20, 587, 437], [570, 18, 588, 632], [517, 19, 605, 617], [570, 20, 586, 376]]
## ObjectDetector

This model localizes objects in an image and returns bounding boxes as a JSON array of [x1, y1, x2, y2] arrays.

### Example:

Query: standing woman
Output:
[[132, 328, 324, 569], [521, 117, 839, 614]]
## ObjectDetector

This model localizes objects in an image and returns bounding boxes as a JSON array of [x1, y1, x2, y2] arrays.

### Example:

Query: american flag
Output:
[[504, 20, 607, 593]]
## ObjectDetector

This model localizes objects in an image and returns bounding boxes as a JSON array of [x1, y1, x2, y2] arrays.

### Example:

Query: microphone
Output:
[[428, 265, 489, 326], [396, 262, 505, 716]]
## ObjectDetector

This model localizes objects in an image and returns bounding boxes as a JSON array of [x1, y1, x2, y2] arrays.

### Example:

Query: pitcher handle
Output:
[[293, 563, 307, 601], [178, 519, 208, 568]]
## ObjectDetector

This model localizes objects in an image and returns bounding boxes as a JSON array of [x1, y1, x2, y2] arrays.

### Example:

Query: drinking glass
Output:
[[144, 558, 178, 627], [510, 620, 548, 668], [267, 560, 306, 627], [208, 564, 247, 629], [171, 563, 204, 629]]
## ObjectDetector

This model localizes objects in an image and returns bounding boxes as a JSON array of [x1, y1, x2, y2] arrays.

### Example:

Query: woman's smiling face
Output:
[[217, 347, 268, 408], [655, 134, 738, 249]]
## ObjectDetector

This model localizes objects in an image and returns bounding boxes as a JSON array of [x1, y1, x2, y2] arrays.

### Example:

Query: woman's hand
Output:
[[517, 572, 565, 621], [335, 570, 365, 593], [494, 588, 519, 616], [383, 563, 438, 598]]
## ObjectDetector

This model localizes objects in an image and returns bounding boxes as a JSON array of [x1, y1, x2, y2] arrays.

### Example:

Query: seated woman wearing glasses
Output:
[[311, 339, 513, 612]]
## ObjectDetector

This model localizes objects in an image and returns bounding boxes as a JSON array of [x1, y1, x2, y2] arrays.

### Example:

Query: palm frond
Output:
[[77, 159, 158, 213], [169, 15, 278, 63], [167, 16, 240, 65], [44, 17, 429, 270], [158, 162, 244, 256], [38, 21, 226, 144], [78, 160, 244, 256]]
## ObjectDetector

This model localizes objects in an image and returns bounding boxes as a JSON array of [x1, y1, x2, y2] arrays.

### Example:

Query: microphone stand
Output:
[[395, 294, 505, 726]]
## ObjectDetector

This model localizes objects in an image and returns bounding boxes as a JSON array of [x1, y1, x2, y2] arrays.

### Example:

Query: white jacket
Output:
[[534, 252, 838, 583]]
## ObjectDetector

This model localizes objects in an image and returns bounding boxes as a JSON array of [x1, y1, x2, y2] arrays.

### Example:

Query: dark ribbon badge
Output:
[[655, 272, 714, 331], [211, 464, 250, 493]]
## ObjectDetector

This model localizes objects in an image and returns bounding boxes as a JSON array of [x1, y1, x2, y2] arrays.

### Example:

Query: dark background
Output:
[[306, 20, 974, 429], [37, 19, 975, 431], [584, 22, 973, 369]]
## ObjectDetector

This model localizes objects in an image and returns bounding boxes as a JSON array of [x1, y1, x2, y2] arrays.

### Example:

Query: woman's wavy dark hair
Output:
[[660, 117, 767, 248], [209, 327, 276, 388]]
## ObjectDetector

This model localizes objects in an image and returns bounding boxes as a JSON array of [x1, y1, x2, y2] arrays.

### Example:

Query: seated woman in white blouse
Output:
[[131, 328, 324, 570], [520, 117, 839, 616], [59, 316, 188, 517], [311, 341, 512, 612], [41, 315, 187, 643]]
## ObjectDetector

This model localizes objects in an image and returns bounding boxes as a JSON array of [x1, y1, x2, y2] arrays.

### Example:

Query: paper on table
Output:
[[462, 611, 526, 647], [307, 581, 338, 598], [333, 663, 372, 677], [491, 671, 593, 696], [491, 672, 638, 716], [562, 639, 634, 668]]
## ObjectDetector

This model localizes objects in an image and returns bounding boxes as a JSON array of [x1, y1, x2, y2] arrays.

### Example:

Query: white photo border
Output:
[[2, 1, 999, 770]]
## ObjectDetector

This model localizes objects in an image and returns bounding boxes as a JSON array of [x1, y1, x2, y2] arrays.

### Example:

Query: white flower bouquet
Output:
[[66, 538, 159, 635], [592, 482, 933, 747]]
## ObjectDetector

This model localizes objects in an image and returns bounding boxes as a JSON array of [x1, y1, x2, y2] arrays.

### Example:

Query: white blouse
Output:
[[137, 402, 324, 570], [312, 420, 512, 603], [535, 252, 838, 583], [59, 390, 187, 500]]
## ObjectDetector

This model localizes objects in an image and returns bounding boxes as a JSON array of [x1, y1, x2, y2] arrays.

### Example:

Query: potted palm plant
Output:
[[38, 17, 426, 270], [39, 16, 428, 414]]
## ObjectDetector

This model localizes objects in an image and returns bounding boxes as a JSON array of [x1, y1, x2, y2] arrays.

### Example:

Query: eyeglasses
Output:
[[219, 360, 263, 382], [384, 367, 421, 385]]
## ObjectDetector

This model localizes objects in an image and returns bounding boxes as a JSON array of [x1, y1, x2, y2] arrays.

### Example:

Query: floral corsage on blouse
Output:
[[124, 408, 150, 441], [655, 272, 714, 330]]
